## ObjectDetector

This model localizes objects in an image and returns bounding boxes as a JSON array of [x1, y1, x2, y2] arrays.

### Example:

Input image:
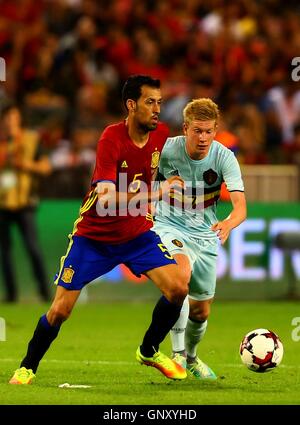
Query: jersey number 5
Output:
[[129, 173, 143, 193], [157, 243, 173, 260]]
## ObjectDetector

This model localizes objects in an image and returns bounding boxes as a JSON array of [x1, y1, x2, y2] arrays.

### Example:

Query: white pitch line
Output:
[[0, 358, 133, 365], [0, 358, 298, 368]]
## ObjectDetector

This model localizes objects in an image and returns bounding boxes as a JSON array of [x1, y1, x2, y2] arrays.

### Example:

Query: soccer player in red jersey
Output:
[[9, 75, 190, 385]]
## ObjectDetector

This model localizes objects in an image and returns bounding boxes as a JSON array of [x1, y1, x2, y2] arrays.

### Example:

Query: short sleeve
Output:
[[158, 143, 168, 178], [222, 151, 244, 192], [158, 137, 176, 179], [92, 136, 119, 185]]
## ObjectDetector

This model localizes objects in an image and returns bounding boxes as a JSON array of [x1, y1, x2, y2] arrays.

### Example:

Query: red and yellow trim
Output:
[[54, 189, 98, 285]]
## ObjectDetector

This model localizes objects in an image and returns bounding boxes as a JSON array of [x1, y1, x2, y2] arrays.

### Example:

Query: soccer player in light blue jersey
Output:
[[152, 98, 247, 379]]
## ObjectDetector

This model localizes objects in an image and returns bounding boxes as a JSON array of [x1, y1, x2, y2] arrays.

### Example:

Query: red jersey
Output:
[[74, 121, 169, 243]]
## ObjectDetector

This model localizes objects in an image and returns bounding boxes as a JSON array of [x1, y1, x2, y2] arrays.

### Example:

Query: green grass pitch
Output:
[[0, 301, 300, 405]]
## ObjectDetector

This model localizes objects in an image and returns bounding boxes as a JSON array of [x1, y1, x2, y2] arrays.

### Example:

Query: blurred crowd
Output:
[[1, 0, 300, 197]]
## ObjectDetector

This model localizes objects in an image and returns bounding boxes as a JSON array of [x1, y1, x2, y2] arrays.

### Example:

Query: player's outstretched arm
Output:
[[211, 191, 246, 244], [97, 177, 185, 209]]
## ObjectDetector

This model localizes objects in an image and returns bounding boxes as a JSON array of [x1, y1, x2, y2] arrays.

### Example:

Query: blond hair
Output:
[[183, 98, 219, 126]]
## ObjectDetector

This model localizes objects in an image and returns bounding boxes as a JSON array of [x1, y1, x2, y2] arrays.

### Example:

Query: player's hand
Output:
[[160, 176, 185, 199], [148, 202, 157, 216], [211, 220, 232, 244]]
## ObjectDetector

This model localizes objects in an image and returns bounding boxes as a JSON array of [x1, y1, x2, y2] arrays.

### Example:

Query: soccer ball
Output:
[[239, 328, 284, 372]]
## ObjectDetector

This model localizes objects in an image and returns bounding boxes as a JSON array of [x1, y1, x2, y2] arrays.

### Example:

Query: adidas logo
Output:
[[121, 160, 128, 168]]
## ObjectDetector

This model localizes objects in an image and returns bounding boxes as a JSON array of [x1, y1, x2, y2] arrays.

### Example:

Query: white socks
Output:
[[170, 296, 189, 352], [170, 296, 208, 358], [185, 318, 208, 359]]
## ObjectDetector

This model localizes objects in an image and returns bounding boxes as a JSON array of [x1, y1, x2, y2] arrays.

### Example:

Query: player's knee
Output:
[[166, 283, 189, 305], [47, 304, 72, 326], [159, 271, 189, 304], [191, 311, 210, 322], [190, 305, 210, 322]]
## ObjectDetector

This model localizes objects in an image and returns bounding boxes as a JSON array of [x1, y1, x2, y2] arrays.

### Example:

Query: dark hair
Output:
[[122, 75, 160, 110]]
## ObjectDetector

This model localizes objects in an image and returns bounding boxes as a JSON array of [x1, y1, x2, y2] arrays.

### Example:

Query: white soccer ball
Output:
[[239, 328, 284, 372]]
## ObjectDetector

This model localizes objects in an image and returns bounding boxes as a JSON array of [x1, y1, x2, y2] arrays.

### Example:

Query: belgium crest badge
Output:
[[172, 239, 183, 248], [203, 169, 218, 185]]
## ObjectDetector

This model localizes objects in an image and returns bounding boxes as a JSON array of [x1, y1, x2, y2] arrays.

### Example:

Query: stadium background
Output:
[[0, 0, 299, 302]]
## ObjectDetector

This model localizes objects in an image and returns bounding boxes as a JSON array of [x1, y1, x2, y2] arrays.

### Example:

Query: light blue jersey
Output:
[[154, 136, 244, 240], [152, 135, 244, 300]]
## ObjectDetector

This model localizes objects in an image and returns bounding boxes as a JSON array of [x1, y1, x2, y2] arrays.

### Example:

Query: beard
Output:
[[138, 121, 158, 133]]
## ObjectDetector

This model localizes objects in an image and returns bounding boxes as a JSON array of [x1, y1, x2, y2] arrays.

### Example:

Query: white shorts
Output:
[[152, 225, 218, 301]]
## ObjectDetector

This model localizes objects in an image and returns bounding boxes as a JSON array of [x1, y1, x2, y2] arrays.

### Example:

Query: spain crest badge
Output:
[[151, 150, 160, 168], [61, 267, 75, 284]]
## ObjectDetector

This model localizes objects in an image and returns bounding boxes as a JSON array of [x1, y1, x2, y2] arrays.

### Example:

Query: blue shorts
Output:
[[54, 231, 175, 290]]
